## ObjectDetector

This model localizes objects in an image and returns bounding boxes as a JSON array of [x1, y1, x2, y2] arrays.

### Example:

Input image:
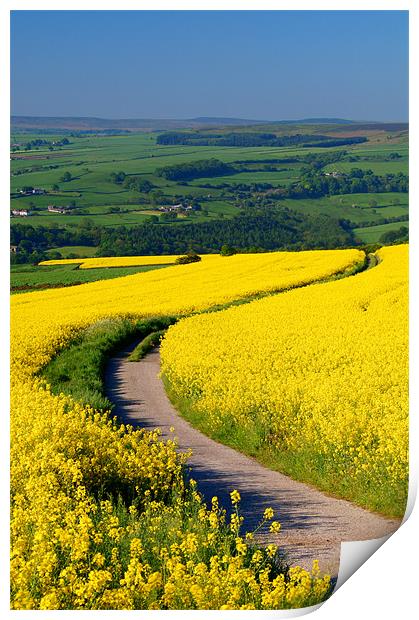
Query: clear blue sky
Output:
[[11, 10, 408, 121]]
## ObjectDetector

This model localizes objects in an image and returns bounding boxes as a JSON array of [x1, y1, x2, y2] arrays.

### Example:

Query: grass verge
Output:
[[162, 377, 406, 519], [41, 316, 177, 411], [128, 330, 167, 361]]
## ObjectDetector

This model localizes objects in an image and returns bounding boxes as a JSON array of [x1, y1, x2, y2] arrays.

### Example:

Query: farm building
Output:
[[47, 205, 69, 214], [11, 209, 30, 217], [18, 187, 45, 196], [158, 203, 186, 213], [324, 171, 343, 178]]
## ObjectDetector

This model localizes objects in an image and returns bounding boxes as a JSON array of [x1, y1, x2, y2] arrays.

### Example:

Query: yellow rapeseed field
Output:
[[161, 245, 408, 516], [39, 249, 360, 271], [10, 248, 364, 609], [14, 250, 363, 377], [39, 255, 186, 268]]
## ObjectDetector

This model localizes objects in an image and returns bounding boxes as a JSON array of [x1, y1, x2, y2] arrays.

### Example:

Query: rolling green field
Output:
[[353, 221, 409, 243], [11, 130, 408, 234], [10, 262, 169, 293], [323, 158, 408, 176], [187, 168, 301, 187], [45, 245, 98, 258], [281, 192, 408, 224]]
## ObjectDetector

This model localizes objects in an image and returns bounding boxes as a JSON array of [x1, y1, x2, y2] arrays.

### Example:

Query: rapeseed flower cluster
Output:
[[11, 249, 358, 608], [161, 245, 408, 516]]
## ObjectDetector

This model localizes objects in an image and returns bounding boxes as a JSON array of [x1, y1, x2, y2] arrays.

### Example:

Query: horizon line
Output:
[[10, 114, 409, 124]]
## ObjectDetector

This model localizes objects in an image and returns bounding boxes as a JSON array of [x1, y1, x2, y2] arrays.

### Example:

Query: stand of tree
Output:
[[232, 151, 348, 167], [156, 159, 235, 181], [194, 168, 408, 201], [156, 131, 367, 148], [267, 169, 408, 200], [11, 211, 356, 263], [349, 214, 409, 229], [10, 221, 102, 264], [379, 226, 409, 245], [11, 138, 70, 151], [96, 211, 355, 256]]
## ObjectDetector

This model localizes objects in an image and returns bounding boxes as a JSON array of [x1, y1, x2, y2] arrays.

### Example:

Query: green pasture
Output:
[[281, 192, 408, 225], [323, 159, 408, 175], [353, 221, 409, 243], [188, 169, 300, 187], [15, 211, 154, 228], [10, 262, 170, 292], [45, 245, 98, 258]]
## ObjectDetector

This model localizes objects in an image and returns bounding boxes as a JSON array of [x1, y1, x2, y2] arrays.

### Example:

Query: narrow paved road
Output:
[[105, 347, 400, 577]]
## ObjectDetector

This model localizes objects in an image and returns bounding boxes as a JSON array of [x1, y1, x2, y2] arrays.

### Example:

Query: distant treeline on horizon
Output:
[[156, 132, 368, 148], [10, 115, 409, 134]]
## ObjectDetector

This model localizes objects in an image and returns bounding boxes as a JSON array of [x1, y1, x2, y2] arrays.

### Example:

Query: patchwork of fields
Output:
[[11, 131, 408, 244]]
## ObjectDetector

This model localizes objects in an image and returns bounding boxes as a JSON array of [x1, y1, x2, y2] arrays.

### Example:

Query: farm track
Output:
[[105, 347, 400, 578]]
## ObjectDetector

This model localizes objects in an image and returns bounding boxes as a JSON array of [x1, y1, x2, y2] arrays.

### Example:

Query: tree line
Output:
[[156, 159, 235, 181], [11, 210, 356, 263], [156, 131, 367, 148], [11, 221, 102, 264], [12, 138, 70, 151], [232, 151, 348, 167], [379, 226, 408, 245], [348, 214, 408, 229], [192, 167, 408, 201], [97, 211, 355, 255], [267, 169, 408, 200]]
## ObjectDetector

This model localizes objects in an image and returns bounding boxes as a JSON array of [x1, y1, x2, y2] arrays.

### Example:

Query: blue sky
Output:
[[11, 10, 408, 121]]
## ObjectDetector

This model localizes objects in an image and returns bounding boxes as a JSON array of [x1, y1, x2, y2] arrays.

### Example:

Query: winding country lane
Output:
[[105, 347, 400, 577]]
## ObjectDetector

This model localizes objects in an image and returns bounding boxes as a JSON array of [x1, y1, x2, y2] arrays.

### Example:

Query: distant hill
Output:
[[277, 118, 355, 124], [190, 117, 268, 125], [11, 115, 408, 134], [191, 117, 356, 125], [11, 115, 270, 132]]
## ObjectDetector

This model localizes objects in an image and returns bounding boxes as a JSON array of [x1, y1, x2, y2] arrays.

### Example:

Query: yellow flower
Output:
[[269, 521, 281, 534], [266, 544, 277, 558], [235, 537, 247, 555], [92, 553, 105, 567], [230, 490, 241, 505], [263, 508, 274, 520]]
